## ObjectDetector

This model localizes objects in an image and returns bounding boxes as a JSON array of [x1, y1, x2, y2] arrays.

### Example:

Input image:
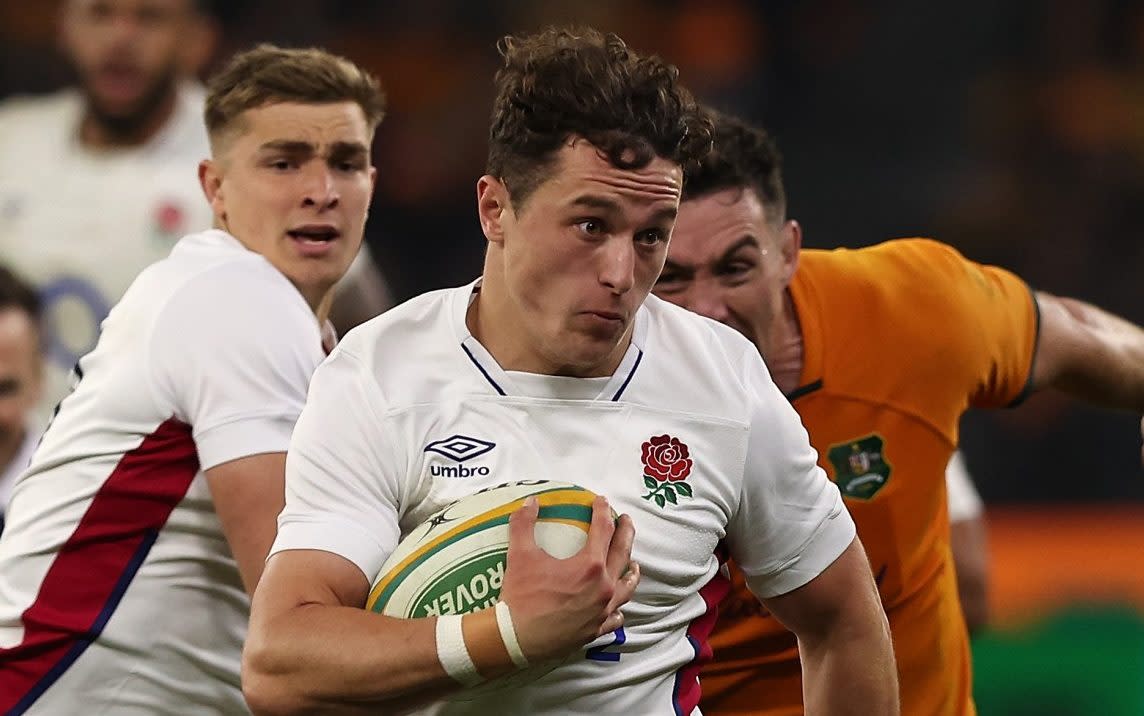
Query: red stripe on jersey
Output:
[[673, 542, 732, 716], [0, 418, 199, 714]]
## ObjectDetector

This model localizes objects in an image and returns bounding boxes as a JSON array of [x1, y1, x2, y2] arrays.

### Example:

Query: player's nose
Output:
[[300, 165, 339, 210], [599, 237, 636, 294]]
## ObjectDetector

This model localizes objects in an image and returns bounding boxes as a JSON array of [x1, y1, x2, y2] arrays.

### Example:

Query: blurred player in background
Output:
[[654, 110, 1144, 715], [0, 0, 391, 424], [945, 450, 990, 634], [0, 0, 219, 422], [0, 44, 384, 713], [0, 266, 43, 536], [243, 27, 896, 716]]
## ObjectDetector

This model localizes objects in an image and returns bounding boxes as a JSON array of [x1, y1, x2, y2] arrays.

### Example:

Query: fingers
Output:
[[507, 497, 541, 555], [596, 610, 626, 638], [605, 561, 640, 614], [584, 496, 617, 556], [605, 513, 635, 580]]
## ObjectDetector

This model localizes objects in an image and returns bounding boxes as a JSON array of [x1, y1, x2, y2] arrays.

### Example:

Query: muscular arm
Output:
[[242, 498, 638, 715], [758, 538, 899, 716], [242, 549, 492, 715], [206, 452, 288, 595], [1032, 292, 1144, 411]]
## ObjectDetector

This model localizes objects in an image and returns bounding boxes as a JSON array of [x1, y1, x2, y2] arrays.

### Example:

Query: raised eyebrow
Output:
[[716, 236, 761, 264], [660, 259, 694, 275], [649, 206, 678, 224], [568, 194, 622, 213]]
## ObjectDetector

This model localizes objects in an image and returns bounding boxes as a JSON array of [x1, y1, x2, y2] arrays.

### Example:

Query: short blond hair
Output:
[[205, 44, 386, 148]]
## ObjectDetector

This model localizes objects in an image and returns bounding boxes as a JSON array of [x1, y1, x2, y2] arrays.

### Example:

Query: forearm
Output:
[[798, 615, 899, 716], [1036, 293, 1144, 410], [243, 604, 513, 714]]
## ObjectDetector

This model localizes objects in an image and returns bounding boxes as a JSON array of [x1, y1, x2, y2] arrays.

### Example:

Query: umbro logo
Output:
[[424, 435, 496, 463]]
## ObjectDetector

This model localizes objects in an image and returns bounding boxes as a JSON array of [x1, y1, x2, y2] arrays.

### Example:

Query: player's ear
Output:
[[476, 175, 510, 245], [779, 219, 802, 286], [198, 159, 225, 223]]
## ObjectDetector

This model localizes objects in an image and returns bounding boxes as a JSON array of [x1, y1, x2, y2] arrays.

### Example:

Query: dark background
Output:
[[3, 0, 1142, 503]]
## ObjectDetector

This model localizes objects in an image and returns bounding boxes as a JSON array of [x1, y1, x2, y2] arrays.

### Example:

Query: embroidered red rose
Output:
[[641, 434, 693, 483]]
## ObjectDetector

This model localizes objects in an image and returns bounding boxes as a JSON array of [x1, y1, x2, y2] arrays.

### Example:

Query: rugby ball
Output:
[[365, 480, 600, 698], [366, 480, 598, 618]]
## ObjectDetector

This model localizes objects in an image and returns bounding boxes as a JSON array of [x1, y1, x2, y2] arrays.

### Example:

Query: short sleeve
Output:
[[725, 346, 856, 599], [269, 346, 402, 581], [149, 263, 324, 470], [901, 240, 1039, 408], [945, 451, 983, 523]]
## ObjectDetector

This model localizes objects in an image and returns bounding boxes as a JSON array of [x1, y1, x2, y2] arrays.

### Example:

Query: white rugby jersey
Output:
[[0, 230, 326, 714], [272, 282, 855, 715], [0, 83, 213, 423], [945, 451, 983, 523]]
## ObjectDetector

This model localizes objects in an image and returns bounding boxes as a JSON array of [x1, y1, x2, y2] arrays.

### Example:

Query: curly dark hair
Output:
[[487, 27, 712, 208], [682, 109, 787, 224]]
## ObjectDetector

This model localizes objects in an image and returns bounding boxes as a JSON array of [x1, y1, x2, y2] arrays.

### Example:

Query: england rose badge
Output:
[[640, 434, 693, 507]]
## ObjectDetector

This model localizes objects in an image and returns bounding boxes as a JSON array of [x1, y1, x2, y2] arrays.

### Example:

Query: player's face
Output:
[[654, 188, 800, 358], [202, 101, 377, 308], [0, 309, 42, 449], [477, 139, 681, 376], [60, 0, 197, 127]]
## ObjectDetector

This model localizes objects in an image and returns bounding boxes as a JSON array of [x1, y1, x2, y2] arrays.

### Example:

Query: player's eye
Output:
[[636, 229, 667, 246], [575, 219, 606, 237]]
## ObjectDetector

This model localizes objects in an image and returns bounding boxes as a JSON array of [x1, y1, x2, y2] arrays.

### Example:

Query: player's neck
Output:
[[78, 93, 178, 150], [766, 289, 804, 395]]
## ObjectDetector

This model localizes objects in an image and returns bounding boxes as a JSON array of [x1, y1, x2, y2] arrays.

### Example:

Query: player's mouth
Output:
[[579, 309, 627, 335], [287, 224, 341, 257], [92, 62, 147, 106]]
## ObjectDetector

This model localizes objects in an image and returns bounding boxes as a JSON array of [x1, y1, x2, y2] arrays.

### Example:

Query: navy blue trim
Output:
[[11, 529, 158, 715], [610, 349, 643, 401], [1006, 284, 1041, 408], [671, 635, 701, 716], [785, 378, 823, 402], [460, 343, 506, 396]]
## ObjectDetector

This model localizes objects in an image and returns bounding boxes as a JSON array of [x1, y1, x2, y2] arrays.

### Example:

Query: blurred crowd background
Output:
[[2, 1, 1142, 712]]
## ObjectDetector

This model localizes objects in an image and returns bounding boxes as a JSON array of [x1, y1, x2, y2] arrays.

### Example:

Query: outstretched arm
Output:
[[1032, 292, 1144, 412]]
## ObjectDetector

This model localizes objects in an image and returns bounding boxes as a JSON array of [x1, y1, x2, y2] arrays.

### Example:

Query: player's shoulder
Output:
[[638, 294, 764, 405], [801, 237, 964, 283], [0, 89, 81, 145], [643, 293, 757, 364], [134, 230, 313, 328], [334, 284, 465, 372], [798, 237, 984, 324]]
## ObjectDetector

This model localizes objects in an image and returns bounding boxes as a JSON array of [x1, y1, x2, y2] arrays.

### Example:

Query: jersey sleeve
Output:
[[726, 344, 856, 599], [897, 239, 1039, 408], [149, 263, 324, 471], [269, 345, 402, 581]]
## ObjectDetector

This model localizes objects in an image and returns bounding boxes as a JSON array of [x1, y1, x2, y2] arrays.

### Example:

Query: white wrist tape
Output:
[[495, 600, 529, 669], [435, 614, 483, 687]]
